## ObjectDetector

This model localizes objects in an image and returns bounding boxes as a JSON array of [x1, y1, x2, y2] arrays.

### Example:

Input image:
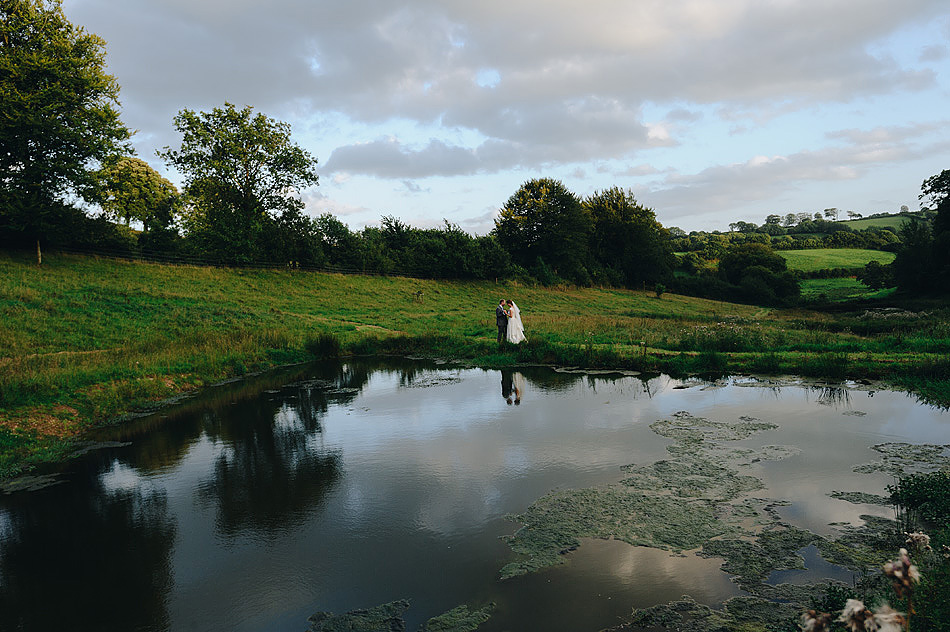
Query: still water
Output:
[[1, 359, 947, 631]]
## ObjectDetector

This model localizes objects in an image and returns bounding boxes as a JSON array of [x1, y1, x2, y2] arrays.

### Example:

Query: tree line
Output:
[[2, 1, 948, 304]]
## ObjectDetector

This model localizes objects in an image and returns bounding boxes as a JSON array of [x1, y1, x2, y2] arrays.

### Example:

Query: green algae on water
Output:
[[420, 604, 495, 632], [306, 601, 494, 632], [852, 442, 950, 476], [306, 600, 410, 632], [606, 594, 800, 632], [500, 412, 798, 579], [828, 490, 891, 505]]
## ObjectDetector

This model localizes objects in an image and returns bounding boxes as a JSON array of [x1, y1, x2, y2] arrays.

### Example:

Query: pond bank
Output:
[[2, 332, 948, 478], [3, 252, 949, 476]]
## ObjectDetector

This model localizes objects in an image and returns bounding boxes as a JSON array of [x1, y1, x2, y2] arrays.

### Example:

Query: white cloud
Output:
[[63, 0, 950, 230]]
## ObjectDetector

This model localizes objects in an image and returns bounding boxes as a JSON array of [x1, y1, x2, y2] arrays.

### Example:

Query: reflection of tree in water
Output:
[[196, 364, 370, 540], [0, 472, 176, 632], [513, 367, 661, 398], [810, 385, 851, 407], [99, 362, 334, 475]]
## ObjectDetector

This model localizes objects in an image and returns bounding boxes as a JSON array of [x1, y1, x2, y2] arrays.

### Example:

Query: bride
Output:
[[505, 300, 527, 344]]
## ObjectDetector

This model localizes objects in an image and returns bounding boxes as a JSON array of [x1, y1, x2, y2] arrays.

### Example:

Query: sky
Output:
[[64, 0, 950, 234]]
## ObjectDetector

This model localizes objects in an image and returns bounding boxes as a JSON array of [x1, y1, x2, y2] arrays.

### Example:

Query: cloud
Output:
[[644, 121, 945, 218], [302, 191, 370, 220], [62, 0, 950, 230], [616, 164, 662, 177], [69, 0, 949, 178], [324, 138, 481, 177]]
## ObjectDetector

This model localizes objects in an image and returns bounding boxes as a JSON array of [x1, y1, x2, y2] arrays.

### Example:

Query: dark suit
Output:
[[496, 304, 508, 344]]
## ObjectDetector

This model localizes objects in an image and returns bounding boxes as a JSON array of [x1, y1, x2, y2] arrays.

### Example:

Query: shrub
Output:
[[889, 471, 950, 527], [304, 333, 342, 359], [677, 322, 766, 352]]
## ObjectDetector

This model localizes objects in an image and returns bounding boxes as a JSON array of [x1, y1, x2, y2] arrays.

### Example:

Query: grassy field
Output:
[[841, 215, 917, 231], [2, 251, 950, 475], [800, 278, 894, 302], [778, 248, 896, 272]]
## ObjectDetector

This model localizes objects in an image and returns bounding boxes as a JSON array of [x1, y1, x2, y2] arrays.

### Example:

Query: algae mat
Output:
[[500, 409, 949, 631]]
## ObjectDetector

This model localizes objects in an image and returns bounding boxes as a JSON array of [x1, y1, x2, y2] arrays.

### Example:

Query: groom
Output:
[[495, 299, 508, 346]]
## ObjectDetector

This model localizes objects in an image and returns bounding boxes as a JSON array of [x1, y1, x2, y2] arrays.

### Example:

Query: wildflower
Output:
[[941, 544, 950, 560], [904, 531, 932, 552], [800, 609, 833, 632], [837, 599, 877, 632], [883, 548, 921, 598], [872, 605, 907, 632]]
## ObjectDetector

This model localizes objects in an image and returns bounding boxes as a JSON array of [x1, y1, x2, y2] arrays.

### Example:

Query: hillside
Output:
[[2, 251, 949, 474], [777, 248, 896, 272], [841, 211, 928, 231]]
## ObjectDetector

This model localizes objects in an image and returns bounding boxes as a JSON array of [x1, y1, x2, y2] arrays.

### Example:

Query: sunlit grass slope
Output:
[[778, 248, 895, 272]]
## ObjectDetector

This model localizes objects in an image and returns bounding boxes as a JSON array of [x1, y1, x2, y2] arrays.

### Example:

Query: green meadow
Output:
[[2, 250, 949, 475], [799, 277, 895, 302], [777, 248, 896, 272], [842, 215, 914, 231]]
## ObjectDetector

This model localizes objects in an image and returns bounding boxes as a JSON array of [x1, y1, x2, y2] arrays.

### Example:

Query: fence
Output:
[[15, 244, 446, 280]]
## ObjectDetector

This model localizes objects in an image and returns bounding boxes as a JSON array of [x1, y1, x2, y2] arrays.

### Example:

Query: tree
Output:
[[158, 103, 318, 263], [718, 242, 786, 285], [95, 157, 179, 231], [823, 208, 839, 221], [585, 186, 674, 287], [0, 0, 131, 262], [856, 260, 895, 290], [920, 169, 950, 208], [494, 178, 590, 284], [892, 220, 933, 293]]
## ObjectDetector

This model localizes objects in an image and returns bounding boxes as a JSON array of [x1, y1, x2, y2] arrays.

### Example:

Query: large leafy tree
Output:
[[494, 178, 591, 283], [95, 157, 179, 231], [585, 186, 674, 287], [158, 103, 318, 263], [894, 169, 950, 294], [0, 0, 131, 262], [718, 242, 787, 284], [920, 169, 950, 209]]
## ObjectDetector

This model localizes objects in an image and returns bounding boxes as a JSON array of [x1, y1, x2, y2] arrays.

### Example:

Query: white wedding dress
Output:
[[506, 303, 527, 344]]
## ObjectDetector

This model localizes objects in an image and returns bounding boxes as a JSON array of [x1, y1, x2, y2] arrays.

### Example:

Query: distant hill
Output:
[[778, 248, 895, 272], [841, 211, 930, 231]]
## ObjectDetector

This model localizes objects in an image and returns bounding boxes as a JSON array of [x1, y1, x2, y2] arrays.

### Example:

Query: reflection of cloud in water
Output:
[[415, 482, 505, 536], [0, 510, 10, 541], [99, 459, 149, 494], [568, 539, 739, 602]]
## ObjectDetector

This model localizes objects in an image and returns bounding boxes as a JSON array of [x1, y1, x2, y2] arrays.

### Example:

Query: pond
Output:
[[1, 359, 948, 631]]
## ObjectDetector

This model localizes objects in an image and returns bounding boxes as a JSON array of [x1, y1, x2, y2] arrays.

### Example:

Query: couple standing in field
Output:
[[496, 299, 527, 346]]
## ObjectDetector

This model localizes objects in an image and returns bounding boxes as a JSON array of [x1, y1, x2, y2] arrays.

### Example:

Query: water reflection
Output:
[[196, 389, 343, 541], [500, 370, 526, 405], [809, 385, 852, 408], [1, 361, 947, 632], [501, 369, 513, 401], [0, 470, 176, 632]]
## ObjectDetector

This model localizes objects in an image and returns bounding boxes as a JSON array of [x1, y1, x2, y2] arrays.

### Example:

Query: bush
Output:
[[888, 471, 950, 527], [304, 333, 342, 359], [677, 322, 766, 352]]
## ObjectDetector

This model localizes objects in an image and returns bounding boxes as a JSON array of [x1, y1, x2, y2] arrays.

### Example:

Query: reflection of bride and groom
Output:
[[501, 369, 526, 405], [495, 299, 527, 346]]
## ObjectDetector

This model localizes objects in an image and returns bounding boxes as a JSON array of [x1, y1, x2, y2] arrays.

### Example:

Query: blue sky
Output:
[[65, 0, 950, 234]]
